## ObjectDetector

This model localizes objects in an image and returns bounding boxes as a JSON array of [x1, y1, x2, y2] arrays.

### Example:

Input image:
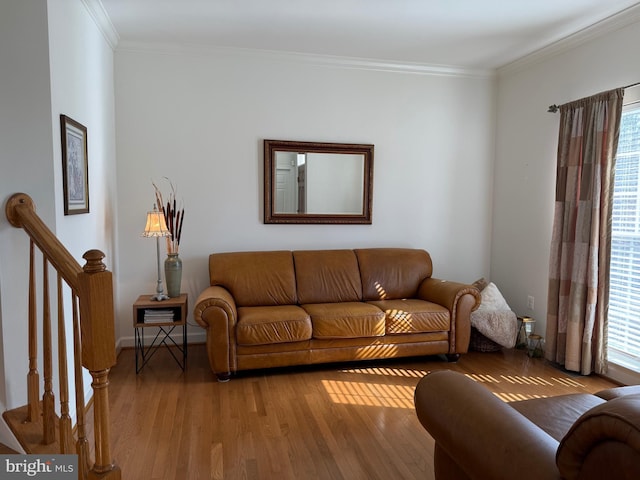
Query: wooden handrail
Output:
[[6, 193, 82, 290], [5, 193, 121, 480]]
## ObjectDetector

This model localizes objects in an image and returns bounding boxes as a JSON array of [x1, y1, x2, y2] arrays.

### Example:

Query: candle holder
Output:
[[517, 316, 535, 349], [527, 334, 544, 358]]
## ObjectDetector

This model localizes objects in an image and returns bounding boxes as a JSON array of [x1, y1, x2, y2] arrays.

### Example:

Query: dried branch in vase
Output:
[[152, 178, 185, 254]]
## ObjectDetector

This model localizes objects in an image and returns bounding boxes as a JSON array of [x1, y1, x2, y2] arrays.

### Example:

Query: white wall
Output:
[[47, 0, 117, 416], [49, 0, 117, 266], [493, 20, 640, 338], [0, 1, 56, 449], [0, 0, 116, 448], [114, 47, 496, 347]]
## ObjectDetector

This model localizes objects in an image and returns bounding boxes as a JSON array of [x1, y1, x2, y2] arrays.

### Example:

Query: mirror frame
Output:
[[264, 139, 374, 224]]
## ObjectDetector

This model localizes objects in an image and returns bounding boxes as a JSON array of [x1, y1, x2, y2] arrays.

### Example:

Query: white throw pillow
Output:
[[478, 282, 511, 312]]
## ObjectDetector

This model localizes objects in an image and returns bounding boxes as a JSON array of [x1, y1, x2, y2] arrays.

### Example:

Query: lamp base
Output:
[[150, 236, 170, 302], [150, 293, 170, 301]]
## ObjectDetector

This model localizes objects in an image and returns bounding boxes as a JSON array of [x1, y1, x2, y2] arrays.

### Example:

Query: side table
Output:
[[133, 293, 188, 373]]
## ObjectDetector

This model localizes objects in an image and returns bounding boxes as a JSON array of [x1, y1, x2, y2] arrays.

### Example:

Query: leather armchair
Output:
[[414, 370, 640, 480]]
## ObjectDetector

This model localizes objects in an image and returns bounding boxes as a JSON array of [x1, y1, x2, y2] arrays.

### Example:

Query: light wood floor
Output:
[[102, 344, 619, 480]]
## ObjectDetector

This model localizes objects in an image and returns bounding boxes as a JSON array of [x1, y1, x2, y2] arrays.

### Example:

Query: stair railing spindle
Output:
[[42, 258, 55, 445], [57, 274, 74, 453], [72, 292, 90, 479], [27, 240, 40, 422]]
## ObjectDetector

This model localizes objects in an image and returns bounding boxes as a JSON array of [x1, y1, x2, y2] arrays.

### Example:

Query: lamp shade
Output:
[[142, 209, 170, 238]]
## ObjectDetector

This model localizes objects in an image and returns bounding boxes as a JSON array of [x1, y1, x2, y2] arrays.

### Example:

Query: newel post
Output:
[[78, 249, 121, 480]]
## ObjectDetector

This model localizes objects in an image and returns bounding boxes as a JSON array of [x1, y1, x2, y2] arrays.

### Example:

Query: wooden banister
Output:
[[78, 250, 118, 479], [6, 193, 83, 288], [5, 193, 121, 480]]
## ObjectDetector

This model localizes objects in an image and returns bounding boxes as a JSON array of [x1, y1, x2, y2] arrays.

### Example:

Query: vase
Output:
[[164, 253, 182, 298]]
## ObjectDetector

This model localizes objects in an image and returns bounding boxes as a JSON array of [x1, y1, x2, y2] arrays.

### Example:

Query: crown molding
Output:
[[81, 0, 120, 50], [115, 41, 494, 79], [498, 3, 640, 76]]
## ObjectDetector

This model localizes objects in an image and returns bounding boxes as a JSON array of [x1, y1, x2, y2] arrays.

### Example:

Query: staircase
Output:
[[2, 193, 120, 479], [0, 442, 18, 454], [3, 404, 64, 455]]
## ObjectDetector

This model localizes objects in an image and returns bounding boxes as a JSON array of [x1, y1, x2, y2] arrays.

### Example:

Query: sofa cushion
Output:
[[236, 305, 312, 346], [367, 299, 450, 334], [293, 250, 363, 304], [303, 302, 385, 339], [511, 393, 605, 441], [209, 251, 297, 307], [355, 248, 432, 301]]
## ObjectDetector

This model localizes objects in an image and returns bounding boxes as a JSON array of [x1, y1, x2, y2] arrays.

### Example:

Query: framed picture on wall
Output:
[[60, 114, 89, 215]]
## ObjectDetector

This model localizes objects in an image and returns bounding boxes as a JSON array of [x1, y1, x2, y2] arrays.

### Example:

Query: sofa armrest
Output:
[[193, 286, 238, 379], [414, 370, 561, 480], [194, 286, 237, 327], [418, 277, 481, 312], [595, 384, 640, 400], [418, 278, 481, 353], [557, 394, 640, 479]]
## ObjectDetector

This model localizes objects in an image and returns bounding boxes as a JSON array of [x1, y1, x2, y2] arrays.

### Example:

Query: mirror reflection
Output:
[[264, 140, 374, 224], [274, 151, 364, 214]]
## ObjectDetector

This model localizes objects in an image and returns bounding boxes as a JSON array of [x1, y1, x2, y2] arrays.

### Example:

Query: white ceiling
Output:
[[99, 0, 640, 69]]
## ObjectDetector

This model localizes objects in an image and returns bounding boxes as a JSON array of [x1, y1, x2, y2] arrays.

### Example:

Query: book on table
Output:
[[143, 309, 175, 323]]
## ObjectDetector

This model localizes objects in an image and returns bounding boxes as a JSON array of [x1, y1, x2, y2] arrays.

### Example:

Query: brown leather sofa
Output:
[[193, 248, 480, 380], [414, 370, 640, 480]]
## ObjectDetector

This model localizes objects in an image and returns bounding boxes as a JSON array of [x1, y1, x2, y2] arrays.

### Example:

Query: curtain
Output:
[[546, 88, 624, 375]]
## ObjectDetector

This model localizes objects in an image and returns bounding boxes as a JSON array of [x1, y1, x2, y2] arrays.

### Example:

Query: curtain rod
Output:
[[547, 81, 640, 113]]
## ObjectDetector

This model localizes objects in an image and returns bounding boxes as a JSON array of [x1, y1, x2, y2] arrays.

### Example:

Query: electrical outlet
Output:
[[527, 295, 535, 310]]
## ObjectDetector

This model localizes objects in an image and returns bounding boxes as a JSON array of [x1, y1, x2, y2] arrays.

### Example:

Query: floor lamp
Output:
[[142, 206, 171, 301]]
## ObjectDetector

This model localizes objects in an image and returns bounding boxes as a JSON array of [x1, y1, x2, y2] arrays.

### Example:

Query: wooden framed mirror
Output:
[[264, 139, 374, 224]]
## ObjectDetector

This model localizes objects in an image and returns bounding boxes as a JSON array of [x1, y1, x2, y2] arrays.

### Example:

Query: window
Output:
[[608, 93, 640, 377]]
